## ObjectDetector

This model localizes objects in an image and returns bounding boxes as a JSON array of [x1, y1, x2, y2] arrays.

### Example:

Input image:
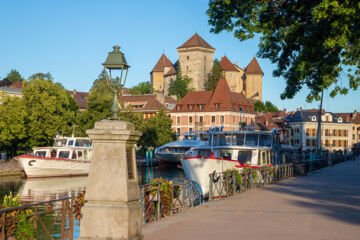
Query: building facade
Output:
[[170, 78, 255, 134], [286, 110, 352, 152]]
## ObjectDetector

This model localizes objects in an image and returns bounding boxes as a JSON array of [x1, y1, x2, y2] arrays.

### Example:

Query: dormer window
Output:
[[311, 116, 317, 121], [338, 117, 343, 123], [176, 105, 181, 111], [188, 104, 193, 111], [215, 103, 221, 111], [198, 104, 204, 111]]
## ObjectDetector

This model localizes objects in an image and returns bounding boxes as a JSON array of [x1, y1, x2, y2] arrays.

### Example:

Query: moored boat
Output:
[[155, 131, 208, 164], [181, 130, 281, 196], [16, 135, 93, 178]]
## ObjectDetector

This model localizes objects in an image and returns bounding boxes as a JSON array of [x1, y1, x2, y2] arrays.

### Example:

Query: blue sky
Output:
[[0, 0, 358, 112]]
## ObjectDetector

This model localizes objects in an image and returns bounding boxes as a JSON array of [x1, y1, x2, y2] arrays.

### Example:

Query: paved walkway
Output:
[[143, 158, 360, 240]]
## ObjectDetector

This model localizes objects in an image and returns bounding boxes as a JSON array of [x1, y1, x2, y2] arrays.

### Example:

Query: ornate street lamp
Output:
[[102, 45, 130, 120]]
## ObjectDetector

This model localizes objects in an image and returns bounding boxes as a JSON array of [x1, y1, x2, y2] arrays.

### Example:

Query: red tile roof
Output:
[[220, 56, 238, 72], [177, 33, 215, 50], [164, 66, 177, 76], [245, 57, 263, 75], [120, 94, 171, 112], [165, 96, 177, 104], [9, 81, 22, 88], [151, 53, 173, 73], [336, 112, 360, 124], [67, 90, 89, 109], [173, 78, 253, 113]]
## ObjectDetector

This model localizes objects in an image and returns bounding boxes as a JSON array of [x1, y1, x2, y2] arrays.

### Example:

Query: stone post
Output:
[[78, 120, 143, 240]]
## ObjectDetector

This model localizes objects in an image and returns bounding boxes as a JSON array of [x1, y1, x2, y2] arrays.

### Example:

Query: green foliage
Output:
[[254, 100, 279, 112], [6, 69, 24, 84], [22, 76, 75, 147], [0, 94, 28, 155], [129, 81, 153, 95], [2, 192, 21, 208], [168, 65, 193, 100], [205, 58, 223, 90], [139, 109, 176, 148], [207, 0, 360, 102]]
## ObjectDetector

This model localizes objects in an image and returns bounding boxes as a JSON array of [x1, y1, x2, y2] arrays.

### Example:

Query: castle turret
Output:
[[150, 53, 174, 93], [244, 57, 263, 101], [177, 33, 215, 91]]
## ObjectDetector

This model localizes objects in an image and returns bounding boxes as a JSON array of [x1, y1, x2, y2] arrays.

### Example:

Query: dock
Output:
[[143, 157, 360, 240], [0, 159, 25, 177]]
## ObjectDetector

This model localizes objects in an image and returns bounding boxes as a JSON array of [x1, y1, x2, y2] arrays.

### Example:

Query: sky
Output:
[[0, 0, 358, 113]]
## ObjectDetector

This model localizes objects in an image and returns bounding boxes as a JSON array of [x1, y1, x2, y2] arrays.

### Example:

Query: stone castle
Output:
[[150, 33, 263, 101]]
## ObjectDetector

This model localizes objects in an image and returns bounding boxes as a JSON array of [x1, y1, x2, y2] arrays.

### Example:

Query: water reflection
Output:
[[137, 164, 185, 185]]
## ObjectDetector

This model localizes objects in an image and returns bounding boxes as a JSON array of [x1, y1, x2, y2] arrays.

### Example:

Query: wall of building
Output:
[[178, 47, 214, 91], [244, 73, 262, 101], [151, 72, 164, 92], [163, 74, 176, 96]]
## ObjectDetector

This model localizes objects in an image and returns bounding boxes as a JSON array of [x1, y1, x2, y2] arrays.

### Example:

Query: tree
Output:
[[22, 76, 76, 147], [129, 82, 153, 95], [0, 78, 11, 87], [207, 0, 360, 102], [28, 72, 53, 81], [254, 100, 279, 113], [168, 65, 193, 100], [205, 58, 223, 90], [6, 69, 24, 84], [138, 109, 176, 148], [0, 94, 28, 155]]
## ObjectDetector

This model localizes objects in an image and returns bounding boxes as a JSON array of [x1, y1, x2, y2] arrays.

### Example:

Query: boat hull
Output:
[[181, 156, 239, 197], [155, 152, 185, 163], [17, 156, 90, 178]]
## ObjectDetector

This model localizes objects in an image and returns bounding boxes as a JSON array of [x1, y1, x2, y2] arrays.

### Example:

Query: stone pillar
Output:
[[78, 120, 143, 240]]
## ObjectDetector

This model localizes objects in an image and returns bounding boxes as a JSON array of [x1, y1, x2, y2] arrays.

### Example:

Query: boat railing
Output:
[[208, 154, 356, 201], [139, 178, 202, 223]]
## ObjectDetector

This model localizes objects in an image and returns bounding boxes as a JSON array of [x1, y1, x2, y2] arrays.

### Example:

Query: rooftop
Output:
[[177, 33, 215, 50]]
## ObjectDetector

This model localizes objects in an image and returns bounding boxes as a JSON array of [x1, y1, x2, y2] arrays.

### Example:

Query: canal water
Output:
[[0, 164, 184, 239]]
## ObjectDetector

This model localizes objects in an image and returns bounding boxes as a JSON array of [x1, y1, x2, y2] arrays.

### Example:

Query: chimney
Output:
[[353, 110, 357, 120], [155, 92, 165, 104], [300, 107, 302, 111], [73, 89, 77, 95], [283, 108, 287, 113]]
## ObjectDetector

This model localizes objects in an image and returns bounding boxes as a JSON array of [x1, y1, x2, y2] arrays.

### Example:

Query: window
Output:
[[199, 116, 204, 123], [338, 129, 342, 136], [188, 105, 193, 111], [333, 129, 337, 136], [306, 128, 310, 136], [312, 116, 317, 121], [232, 133, 245, 146], [177, 128, 180, 134], [75, 139, 92, 147], [77, 151, 83, 160], [259, 135, 272, 147], [187, 56, 189, 60], [353, 134, 355, 140], [198, 104, 204, 111], [338, 117, 343, 123], [333, 140, 336, 147], [245, 134, 259, 146], [59, 151, 70, 158], [237, 150, 252, 164], [189, 128, 193, 132], [306, 139, 310, 146], [215, 103, 221, 110], [186, 66, 189, 71], [326, 116, 329, 122], [295, 128, 300, 134], [211, 116, 216, 123], [220, 116, 225, 124], [177, 117, 180, 124], [344, 130, 348, 136], [189, 116, 193, 124], [35, 151, 47, 157], [176, 105, 181, 111], [67, 140, 74, 146]]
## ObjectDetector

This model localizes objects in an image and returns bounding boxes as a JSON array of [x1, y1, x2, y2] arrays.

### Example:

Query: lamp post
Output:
[[102, 45, 130, 120]]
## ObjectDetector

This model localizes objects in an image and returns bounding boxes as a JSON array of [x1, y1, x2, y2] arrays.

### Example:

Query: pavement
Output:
[[143, 157, 360, 240]]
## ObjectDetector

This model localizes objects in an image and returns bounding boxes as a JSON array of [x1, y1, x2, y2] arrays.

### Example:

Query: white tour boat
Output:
[[17, 135, 93, 178], [155, 131, 208, 164], [181, 130, 281, 196]]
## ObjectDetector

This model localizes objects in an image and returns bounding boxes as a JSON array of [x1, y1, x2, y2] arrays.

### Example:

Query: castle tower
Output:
[[177, 33, 215, 91], [219, 56, 245, 93], [150, 53, 174, 93], [244, 57, 263, 101]]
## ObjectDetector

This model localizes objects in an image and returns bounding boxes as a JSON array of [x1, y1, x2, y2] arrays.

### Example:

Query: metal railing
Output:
[[0, 197, 74, 240], [208, 154, 357, 201], [139, 178, 202, 223]]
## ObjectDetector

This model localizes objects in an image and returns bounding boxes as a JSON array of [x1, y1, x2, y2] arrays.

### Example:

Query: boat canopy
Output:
[[209, 131, 274, 148]]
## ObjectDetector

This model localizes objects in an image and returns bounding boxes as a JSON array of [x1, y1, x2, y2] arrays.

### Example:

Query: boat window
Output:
[[35, 151, 46, 157], [259, 134, 272, 147], [75, 139, 92, 147], [232, 133, 245, 146], [199, 150, 211, 158], [72, 151, 77, 159], [59, 151, 70, 158], [200, 134, 208, 141], [50, 150, 56, 158], [214, 134, 231, 146], [237, 151, 252, 164], [245, 134, 258, 146], [262, 151, 266, 164], [78, 151, 83, 160], [220, 149, 232, 160], [84, 150, 88, 160], [184, 135, 196, 141], [67, 140, 74, 146], [54, 139, 67, 147]]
